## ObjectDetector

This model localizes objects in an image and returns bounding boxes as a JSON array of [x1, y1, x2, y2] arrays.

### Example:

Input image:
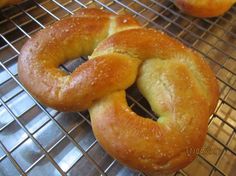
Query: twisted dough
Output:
[[174, 0, 236, 17], [18, 8, 219, 175]]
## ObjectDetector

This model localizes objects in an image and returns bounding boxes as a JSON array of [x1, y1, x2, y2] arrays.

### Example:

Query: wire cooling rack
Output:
[[0, 0, 235, 176]]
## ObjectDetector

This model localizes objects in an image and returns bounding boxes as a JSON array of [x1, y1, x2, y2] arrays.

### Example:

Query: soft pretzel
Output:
[[0, 0, 21, 8], [174, 0, 236, 17], [18, 8, 219, 175]]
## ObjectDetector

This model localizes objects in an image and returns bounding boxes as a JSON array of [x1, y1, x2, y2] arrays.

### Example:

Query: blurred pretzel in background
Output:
[[174, 0, 236, 17]]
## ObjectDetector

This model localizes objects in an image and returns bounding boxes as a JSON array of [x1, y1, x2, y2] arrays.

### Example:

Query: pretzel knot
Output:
[[18, 8, 219, 175]]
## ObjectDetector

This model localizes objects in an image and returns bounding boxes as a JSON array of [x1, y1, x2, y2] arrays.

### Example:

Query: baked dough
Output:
[[18, 8, 219, 175], [174, 0, 236, 17]]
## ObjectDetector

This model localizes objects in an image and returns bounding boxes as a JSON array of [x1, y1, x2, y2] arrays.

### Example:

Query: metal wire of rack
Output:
[[0, 0, 235, 176]]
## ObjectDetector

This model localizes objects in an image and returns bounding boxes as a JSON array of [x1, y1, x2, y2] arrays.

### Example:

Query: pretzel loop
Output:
[[89, 28, 219, 175], [18, 9, 140, 111]]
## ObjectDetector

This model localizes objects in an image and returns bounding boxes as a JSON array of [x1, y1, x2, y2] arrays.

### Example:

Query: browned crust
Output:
[[90, 91, 206, 175], [92, 28, 219, 114], [18, 8, 140, 111], [18, 8, 219, 175], [174, 0, 236, 17], [90, 28, 219, 174]]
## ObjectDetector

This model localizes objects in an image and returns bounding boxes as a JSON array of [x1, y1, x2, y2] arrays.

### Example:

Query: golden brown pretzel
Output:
[[174, 0, 236, 17], [18, 8, 219, 175]]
